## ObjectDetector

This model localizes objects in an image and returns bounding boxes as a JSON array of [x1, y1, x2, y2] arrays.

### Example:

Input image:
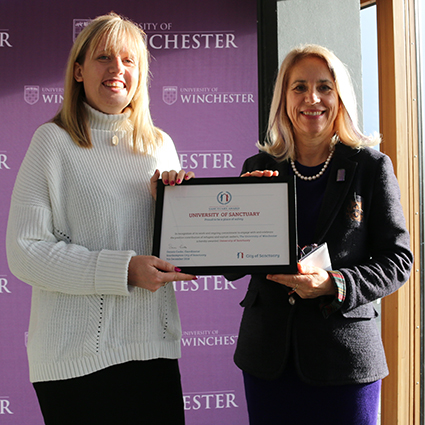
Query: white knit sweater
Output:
[[6, 105, 182, 383]]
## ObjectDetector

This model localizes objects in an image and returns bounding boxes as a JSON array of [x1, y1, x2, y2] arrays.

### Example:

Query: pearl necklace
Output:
[[290, 149, 334, 181]]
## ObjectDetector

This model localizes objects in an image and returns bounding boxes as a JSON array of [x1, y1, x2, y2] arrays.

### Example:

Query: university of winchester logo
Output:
[[24, 86, 39, 105], [0, 397, 13, 415], [23, 86, 64, 105], [73, 19, 91, 41], [163, 86, 178, 105], [0, 30, 12, 47]]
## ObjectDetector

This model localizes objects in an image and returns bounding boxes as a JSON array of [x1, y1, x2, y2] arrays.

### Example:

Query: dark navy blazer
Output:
[[231, 143, 413, 385]]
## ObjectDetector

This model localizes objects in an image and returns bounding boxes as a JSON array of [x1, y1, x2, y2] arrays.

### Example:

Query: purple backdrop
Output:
[[0, 1, 258, 423]]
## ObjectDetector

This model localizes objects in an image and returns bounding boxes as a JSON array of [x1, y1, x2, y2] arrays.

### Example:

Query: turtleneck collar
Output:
[[84, 103, 132, 132]]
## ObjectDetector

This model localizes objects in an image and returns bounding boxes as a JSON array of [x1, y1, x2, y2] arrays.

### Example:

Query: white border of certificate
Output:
[[152, 176, 297, 275]]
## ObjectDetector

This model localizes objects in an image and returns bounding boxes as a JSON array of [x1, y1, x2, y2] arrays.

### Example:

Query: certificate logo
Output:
[[217, 191, 232, 205], [163, 86, 178, 105]]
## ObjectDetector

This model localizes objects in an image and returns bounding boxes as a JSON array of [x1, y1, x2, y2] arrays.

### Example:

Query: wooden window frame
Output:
[[362, 0, 421, 423]]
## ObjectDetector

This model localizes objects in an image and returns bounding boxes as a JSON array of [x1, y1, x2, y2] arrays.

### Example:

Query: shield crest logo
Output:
[[73, 19, 91, 41], [24, 86, 39, 105], [163, 86, 178, 105]]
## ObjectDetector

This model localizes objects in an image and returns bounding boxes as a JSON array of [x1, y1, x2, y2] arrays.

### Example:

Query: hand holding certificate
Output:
[[152, 176, 298, 275]]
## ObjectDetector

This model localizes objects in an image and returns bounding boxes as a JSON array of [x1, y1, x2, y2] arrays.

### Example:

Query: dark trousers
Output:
[[33, 359, 185, 425], [243, 368, 381, 425]]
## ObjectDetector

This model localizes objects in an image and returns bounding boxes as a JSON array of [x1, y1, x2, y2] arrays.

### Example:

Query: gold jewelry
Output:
[[111, 122, 120, 146]]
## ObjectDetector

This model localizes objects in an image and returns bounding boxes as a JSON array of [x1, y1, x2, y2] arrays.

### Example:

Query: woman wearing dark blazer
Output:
[[231, 45, 413, 425]]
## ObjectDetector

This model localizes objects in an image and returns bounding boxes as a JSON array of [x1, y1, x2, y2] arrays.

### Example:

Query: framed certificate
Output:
[[152, 176, 297, 275]]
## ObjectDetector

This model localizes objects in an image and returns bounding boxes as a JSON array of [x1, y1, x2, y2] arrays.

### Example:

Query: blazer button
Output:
[[288, 296, 296, 305]]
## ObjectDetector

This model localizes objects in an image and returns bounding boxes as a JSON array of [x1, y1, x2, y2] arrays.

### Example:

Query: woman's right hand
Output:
[[150, 169, 195, 200], [241, 170, 279, 178], [128, 255, 197, 292]]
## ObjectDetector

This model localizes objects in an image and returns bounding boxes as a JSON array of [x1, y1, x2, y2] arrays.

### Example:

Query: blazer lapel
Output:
[[314, 145, 358, 243]]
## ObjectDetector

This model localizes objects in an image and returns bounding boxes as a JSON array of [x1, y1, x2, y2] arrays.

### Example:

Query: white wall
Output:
[[276, 0, 363, 127]]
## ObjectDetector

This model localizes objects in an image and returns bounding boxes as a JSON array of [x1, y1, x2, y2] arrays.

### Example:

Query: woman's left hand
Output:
[[267, 263, 336, 298], [150, 169, 195, 200]]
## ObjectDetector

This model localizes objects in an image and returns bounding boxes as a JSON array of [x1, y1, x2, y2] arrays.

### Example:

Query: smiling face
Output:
[[286, 56, 339, 144], [73, 36, 139, 115]]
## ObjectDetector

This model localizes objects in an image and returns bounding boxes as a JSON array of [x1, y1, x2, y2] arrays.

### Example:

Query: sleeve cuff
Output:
[[320, 270, 346, 318], [95, 249, 137, 296]]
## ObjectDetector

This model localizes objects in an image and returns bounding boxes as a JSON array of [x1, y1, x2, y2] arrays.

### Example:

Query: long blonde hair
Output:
[[261, 44, 380, 161], [53, 12, 162, 153]]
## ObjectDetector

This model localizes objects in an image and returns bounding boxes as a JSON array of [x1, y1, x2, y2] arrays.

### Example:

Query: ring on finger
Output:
[[293, 283, 299, 291]]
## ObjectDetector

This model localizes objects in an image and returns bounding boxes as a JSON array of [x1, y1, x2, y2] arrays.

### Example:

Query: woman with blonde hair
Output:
[[230, 44, 413, 424], [7, 12, 195, 425], [263, 44, 380, 162]]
